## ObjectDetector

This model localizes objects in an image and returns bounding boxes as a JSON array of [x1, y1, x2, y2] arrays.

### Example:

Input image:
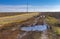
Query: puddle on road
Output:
[[20, 25, 48, 31]]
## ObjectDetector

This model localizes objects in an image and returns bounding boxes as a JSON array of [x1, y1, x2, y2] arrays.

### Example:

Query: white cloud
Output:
[[0, 5, 28, 12], [0, 5, 60, 12]]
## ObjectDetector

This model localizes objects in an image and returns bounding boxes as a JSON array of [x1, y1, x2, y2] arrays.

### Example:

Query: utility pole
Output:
[[27, 0, 28, 13]]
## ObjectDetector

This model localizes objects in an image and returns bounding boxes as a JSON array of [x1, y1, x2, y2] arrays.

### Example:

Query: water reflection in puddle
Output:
[[21, 25, 48, 31]]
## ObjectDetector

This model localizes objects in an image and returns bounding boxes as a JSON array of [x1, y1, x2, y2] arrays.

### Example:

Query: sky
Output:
[[0, 0, 60, 12]]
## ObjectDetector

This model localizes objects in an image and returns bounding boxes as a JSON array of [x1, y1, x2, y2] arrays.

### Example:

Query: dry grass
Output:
[[53, 26, 60, 35], [0, 13, 39, 27]]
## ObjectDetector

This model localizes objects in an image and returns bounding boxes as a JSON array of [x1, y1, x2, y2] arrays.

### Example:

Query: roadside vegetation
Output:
[[46, 16, 60, 35]]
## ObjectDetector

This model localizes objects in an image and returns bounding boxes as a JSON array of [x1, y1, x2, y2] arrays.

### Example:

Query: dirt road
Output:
[[17, 15, 41, 39], [40, 30, 49, 39]]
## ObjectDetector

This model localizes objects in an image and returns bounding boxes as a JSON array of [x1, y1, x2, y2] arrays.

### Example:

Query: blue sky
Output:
[[0, 0, 60, 5], [0, 0, 27, 5], [0, 0, 60, 12]]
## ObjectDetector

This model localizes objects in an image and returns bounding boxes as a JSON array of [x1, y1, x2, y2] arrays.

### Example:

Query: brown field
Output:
[[0, 12, 25, 17]]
